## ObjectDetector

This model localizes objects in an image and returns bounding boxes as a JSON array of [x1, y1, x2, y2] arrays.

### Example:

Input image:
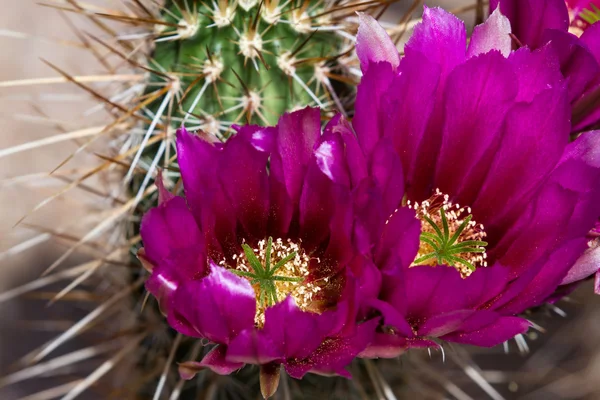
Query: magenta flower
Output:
[[492, 0, 600, 294], [354, 8, 600, 356], [491, 0, 600, 133], [138, 107, 418, 396]]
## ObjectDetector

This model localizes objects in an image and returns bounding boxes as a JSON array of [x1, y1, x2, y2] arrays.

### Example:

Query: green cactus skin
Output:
[[150, 0, 351, 139]]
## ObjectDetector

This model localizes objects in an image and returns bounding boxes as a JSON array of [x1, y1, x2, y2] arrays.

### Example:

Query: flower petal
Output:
[[383, 52, 440, 189], [299, 161, 348, 251], [324, 116, 368, 187], [268, 108, 321, 237], [467, 7, 512, 58], [493, 183, 578, 274], [218, 126, 272, 241], [404, 7, 467, 198], [433, 51, 518, 205], [285, 319, 378, 379], [507, 45, 563, 103], [352, 180, 386, 256], [140, 196, 204, 265], [375, 207, 421, 271], [168, 264, 256, 344], [580, 22, 600, 63], [573, 24, 600, 130], [542, 29, 600, 103], [226, 329, 282, 365], [474, 85, 570, 228], [441, 316, 530, 347], [271, 107, 321, 206], [406, 7, 466, 75], [369, 139, 404, 216], [490, 0, 569, 48], [548, 131, 600, 239], [261, 297, 328, 359], [145, 248, 207, 317], [314, 131, 350, 187], [356, 13, 400, 72], [140, 196, 207, 314], [353, 61, 396, 159], [417, 310, 476, 337], [499, 239, 588, 314], [350, 258, 382, 310], [177, 127, 236, 256], [367, 298, 413, 337], [562, 246, 600, 285], [179, 346, 243, 379], [399, 265, 509, 320]]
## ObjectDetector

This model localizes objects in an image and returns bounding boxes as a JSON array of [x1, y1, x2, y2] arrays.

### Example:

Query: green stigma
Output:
[[222, 237, 321, 325], [407, 189, 488, 278], [231, 237, 303, 307], [580, 4, 600, 25]]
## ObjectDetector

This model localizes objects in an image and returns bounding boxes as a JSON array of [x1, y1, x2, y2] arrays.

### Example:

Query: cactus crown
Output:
[[151, 0, 355, 139]]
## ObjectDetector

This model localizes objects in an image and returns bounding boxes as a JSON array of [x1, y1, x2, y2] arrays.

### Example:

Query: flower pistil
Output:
[[222, 237, 322, 325], [408, 189, 488, 278]]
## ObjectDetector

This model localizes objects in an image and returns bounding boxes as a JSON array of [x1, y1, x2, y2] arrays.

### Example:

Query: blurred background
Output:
[[1, 1, 600, 399]]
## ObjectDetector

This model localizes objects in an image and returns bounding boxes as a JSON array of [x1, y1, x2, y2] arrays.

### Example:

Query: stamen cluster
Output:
[[408, 189, 488, 278], [221, 237, 321, 325]]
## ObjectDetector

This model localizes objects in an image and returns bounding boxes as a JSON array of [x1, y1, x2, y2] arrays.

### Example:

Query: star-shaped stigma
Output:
[[409, 190, 488, 278], [231, 237, 304, 308]]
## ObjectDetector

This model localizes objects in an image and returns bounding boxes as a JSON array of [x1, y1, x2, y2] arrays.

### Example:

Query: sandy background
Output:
[[0, 2, 115, 397]]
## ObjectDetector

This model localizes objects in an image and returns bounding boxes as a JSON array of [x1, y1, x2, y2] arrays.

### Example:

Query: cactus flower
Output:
[[353, 9, 600, 355], [490, 0, 600, 133], [138, 107, 419, 397]]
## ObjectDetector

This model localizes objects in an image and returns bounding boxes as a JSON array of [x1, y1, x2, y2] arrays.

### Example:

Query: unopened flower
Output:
[[138, 107, 417, 397], [353, 8, 600, 355], [491, 0, 600, 133]]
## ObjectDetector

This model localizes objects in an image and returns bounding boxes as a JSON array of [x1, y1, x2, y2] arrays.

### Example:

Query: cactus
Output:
[[126, 3, 364, 397], [7, 2, 581, 400], [0, 1, 377, 398], [149, 0, 352, 137], [127, 0, 362, 226]]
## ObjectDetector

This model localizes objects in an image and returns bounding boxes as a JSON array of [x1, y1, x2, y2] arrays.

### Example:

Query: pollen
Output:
[[407, 189, 488, 278], [221, 238, 322, 326]]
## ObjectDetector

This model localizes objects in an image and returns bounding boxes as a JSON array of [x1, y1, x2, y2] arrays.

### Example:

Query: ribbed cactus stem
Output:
[[147, 0, 352, 140]]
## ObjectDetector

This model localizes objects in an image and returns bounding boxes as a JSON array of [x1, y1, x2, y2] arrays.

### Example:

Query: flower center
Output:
[[222, 237, 321, 326], [408, 189, 488, 278]]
